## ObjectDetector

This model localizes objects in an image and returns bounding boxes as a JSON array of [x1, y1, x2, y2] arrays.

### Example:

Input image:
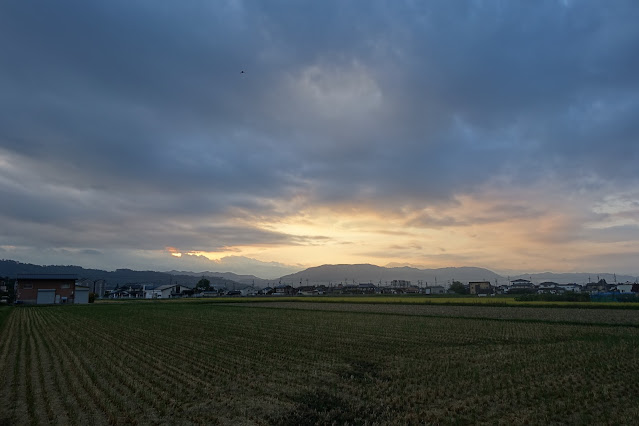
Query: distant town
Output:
[[95, 276, 639, 299], [3, 272, 638, 305]]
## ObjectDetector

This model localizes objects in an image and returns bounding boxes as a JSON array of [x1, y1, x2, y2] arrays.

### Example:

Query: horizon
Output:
[[2, 2, 639, 277]]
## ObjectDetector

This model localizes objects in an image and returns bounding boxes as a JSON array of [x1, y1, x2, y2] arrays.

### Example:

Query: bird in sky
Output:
[[240, 70, 245, 74]]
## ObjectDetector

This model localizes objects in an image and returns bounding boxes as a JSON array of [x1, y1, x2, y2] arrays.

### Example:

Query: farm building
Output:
[[15, 274, 87, 304]]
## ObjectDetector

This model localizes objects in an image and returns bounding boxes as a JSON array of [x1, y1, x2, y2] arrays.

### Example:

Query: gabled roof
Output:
[[155, 285, 176, 291]]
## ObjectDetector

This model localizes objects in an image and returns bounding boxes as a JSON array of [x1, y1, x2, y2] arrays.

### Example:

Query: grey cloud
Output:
[[80, 249, 103, 255], [406, 203, 544, 229], [1, 0, 639, 268]]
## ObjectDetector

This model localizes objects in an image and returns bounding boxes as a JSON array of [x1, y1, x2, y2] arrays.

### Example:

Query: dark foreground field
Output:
[[1, 301, 639, 425]]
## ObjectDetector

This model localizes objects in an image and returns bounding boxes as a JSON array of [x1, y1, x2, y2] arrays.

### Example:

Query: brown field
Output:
[[238, 300, 639, 325], [1, 301, 639, 424]]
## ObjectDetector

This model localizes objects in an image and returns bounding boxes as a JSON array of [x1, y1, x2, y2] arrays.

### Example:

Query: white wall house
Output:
[[144, 285, 177, 299], [557, 284, 582, 293], [616, 284, 634, 294]]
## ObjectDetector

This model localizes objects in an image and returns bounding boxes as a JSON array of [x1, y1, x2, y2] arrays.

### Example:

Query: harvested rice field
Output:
[[1, 301, 639, 424], [238, 300, 639, 325]]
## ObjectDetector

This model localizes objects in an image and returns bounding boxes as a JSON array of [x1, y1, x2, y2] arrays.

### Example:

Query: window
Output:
[[24, 284, 33, 289], [61, 284, 70, 289]]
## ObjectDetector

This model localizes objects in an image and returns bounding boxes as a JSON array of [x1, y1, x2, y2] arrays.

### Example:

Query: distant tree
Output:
[[196, 278, 211, 291], [449, 281, 468, 295]]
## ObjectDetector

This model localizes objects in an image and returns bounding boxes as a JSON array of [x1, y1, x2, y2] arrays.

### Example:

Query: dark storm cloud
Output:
[[1, 0, 638, 256]]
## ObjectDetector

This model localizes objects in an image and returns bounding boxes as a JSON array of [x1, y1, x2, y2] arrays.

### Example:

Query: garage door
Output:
[[37, 289, 56, 304], [75, 288, 89, 304]]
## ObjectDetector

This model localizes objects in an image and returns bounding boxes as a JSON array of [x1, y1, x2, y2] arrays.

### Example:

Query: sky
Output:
[[1, 0, 639, 278]]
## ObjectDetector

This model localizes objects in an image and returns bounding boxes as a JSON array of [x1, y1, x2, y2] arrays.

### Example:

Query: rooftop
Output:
[[17, 274, 78, 280]]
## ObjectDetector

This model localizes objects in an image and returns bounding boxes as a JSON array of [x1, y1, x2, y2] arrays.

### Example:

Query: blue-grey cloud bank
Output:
[[1, 0, 639, 276]]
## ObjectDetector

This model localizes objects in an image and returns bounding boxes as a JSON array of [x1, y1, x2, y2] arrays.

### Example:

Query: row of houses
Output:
[[469, 279, 639, 295], [107, 279, 639, 299], [11, 277, 226, 303], [107, 284, 243, 299], [259, 282, 447, 296], [12, 274, 639, 304]]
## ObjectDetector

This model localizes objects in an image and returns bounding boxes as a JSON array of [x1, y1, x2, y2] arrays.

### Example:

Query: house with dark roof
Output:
[[537, 282, 559, 294], [358, 283, 377, 294], [508, 279, 535, 294]]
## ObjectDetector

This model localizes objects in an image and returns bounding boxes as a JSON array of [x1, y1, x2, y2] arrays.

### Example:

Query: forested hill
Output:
[[279, 264, 504, 286], [0, 259, 245, 288]]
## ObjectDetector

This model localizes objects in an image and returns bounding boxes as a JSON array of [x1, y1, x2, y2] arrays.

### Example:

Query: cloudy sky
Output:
[[1, 0, 639, 278]]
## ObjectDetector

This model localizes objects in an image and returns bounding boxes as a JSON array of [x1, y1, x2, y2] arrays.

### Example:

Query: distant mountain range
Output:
[[0, 260, 250, 289], [279, 265, 637, 286], [279, 264, 503, 286], [1, 259, 636, 288], [164, 270, 272, 287]]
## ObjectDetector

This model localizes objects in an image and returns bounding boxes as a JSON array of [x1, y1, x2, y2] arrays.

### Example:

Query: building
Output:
[[509, 279, 535, 293], [358, 283, 377, 294], [273, 285, 296, 296], [425, 285, 446, 295], [537, 282, 559, 294], [557, 284, 582, 293], [15, 274, 87, 304], [469, 281, 492, 295], [144, 285, 179, 299], [584, 281, 613, 294], [616, 284, 634, 294]]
